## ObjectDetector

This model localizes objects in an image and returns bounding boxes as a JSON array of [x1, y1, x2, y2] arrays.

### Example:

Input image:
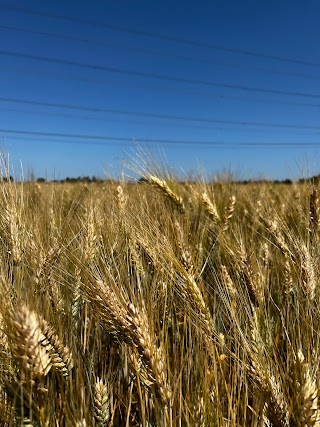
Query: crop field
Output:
[[1, 161, 320, 426]]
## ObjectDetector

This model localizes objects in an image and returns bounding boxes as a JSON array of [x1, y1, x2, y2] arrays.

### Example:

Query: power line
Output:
[[1, 23, 320, 81], [2, 106, 319, 136], [1, 3, 320, 68], [5, 135, 320, 150], [0, 97, 319, 130], [0, 128, 225, 144], [1, 128, 320, 148], [1, 135, 129, 148], [1, 49, 320, 99], [0, 106, 275, 132], [2, 65, 320, 108]]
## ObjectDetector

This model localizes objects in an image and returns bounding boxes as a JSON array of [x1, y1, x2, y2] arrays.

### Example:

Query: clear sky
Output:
[[1, 0, 320, 180]]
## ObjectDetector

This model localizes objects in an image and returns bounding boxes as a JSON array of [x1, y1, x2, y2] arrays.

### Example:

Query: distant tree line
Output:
[[2, 175, 320, 185], [36, 176, 105, 183], [0, 176, 14, 182]]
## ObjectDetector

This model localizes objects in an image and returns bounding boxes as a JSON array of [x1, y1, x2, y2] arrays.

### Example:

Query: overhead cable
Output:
[[1, 50, 320, 99], [1, 3, 320, 67], [1, 24, 320, 81], [1, 128, 320, 147], [0, 97, 319, 130]]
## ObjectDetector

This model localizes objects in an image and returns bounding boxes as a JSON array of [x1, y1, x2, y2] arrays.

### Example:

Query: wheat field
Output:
[[0, 158, 320, 426]]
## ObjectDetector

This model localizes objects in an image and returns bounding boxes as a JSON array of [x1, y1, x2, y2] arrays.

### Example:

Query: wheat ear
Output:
[[249, 309, 288, 426], [221, 195, 236, 232], [38, 317, 73, 377], [300, 246, 316, 301], [126, 303, 171, 404], [81, 275, 171, 403], [290, 350, 320, 426], [239, 250, 263, 307], [116, 184, 127, 211], [309, 188, 319, 243], [220, 265, 237, 300], [199, 191, 220, 224], [8, 305, 51, 380], [175, 220, 194, 276], [148, 176, 185, 213], [93, 378, 110, 426]]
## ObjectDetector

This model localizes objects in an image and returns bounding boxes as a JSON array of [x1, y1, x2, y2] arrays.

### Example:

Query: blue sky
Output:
[[1, 0, 320, 180]]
